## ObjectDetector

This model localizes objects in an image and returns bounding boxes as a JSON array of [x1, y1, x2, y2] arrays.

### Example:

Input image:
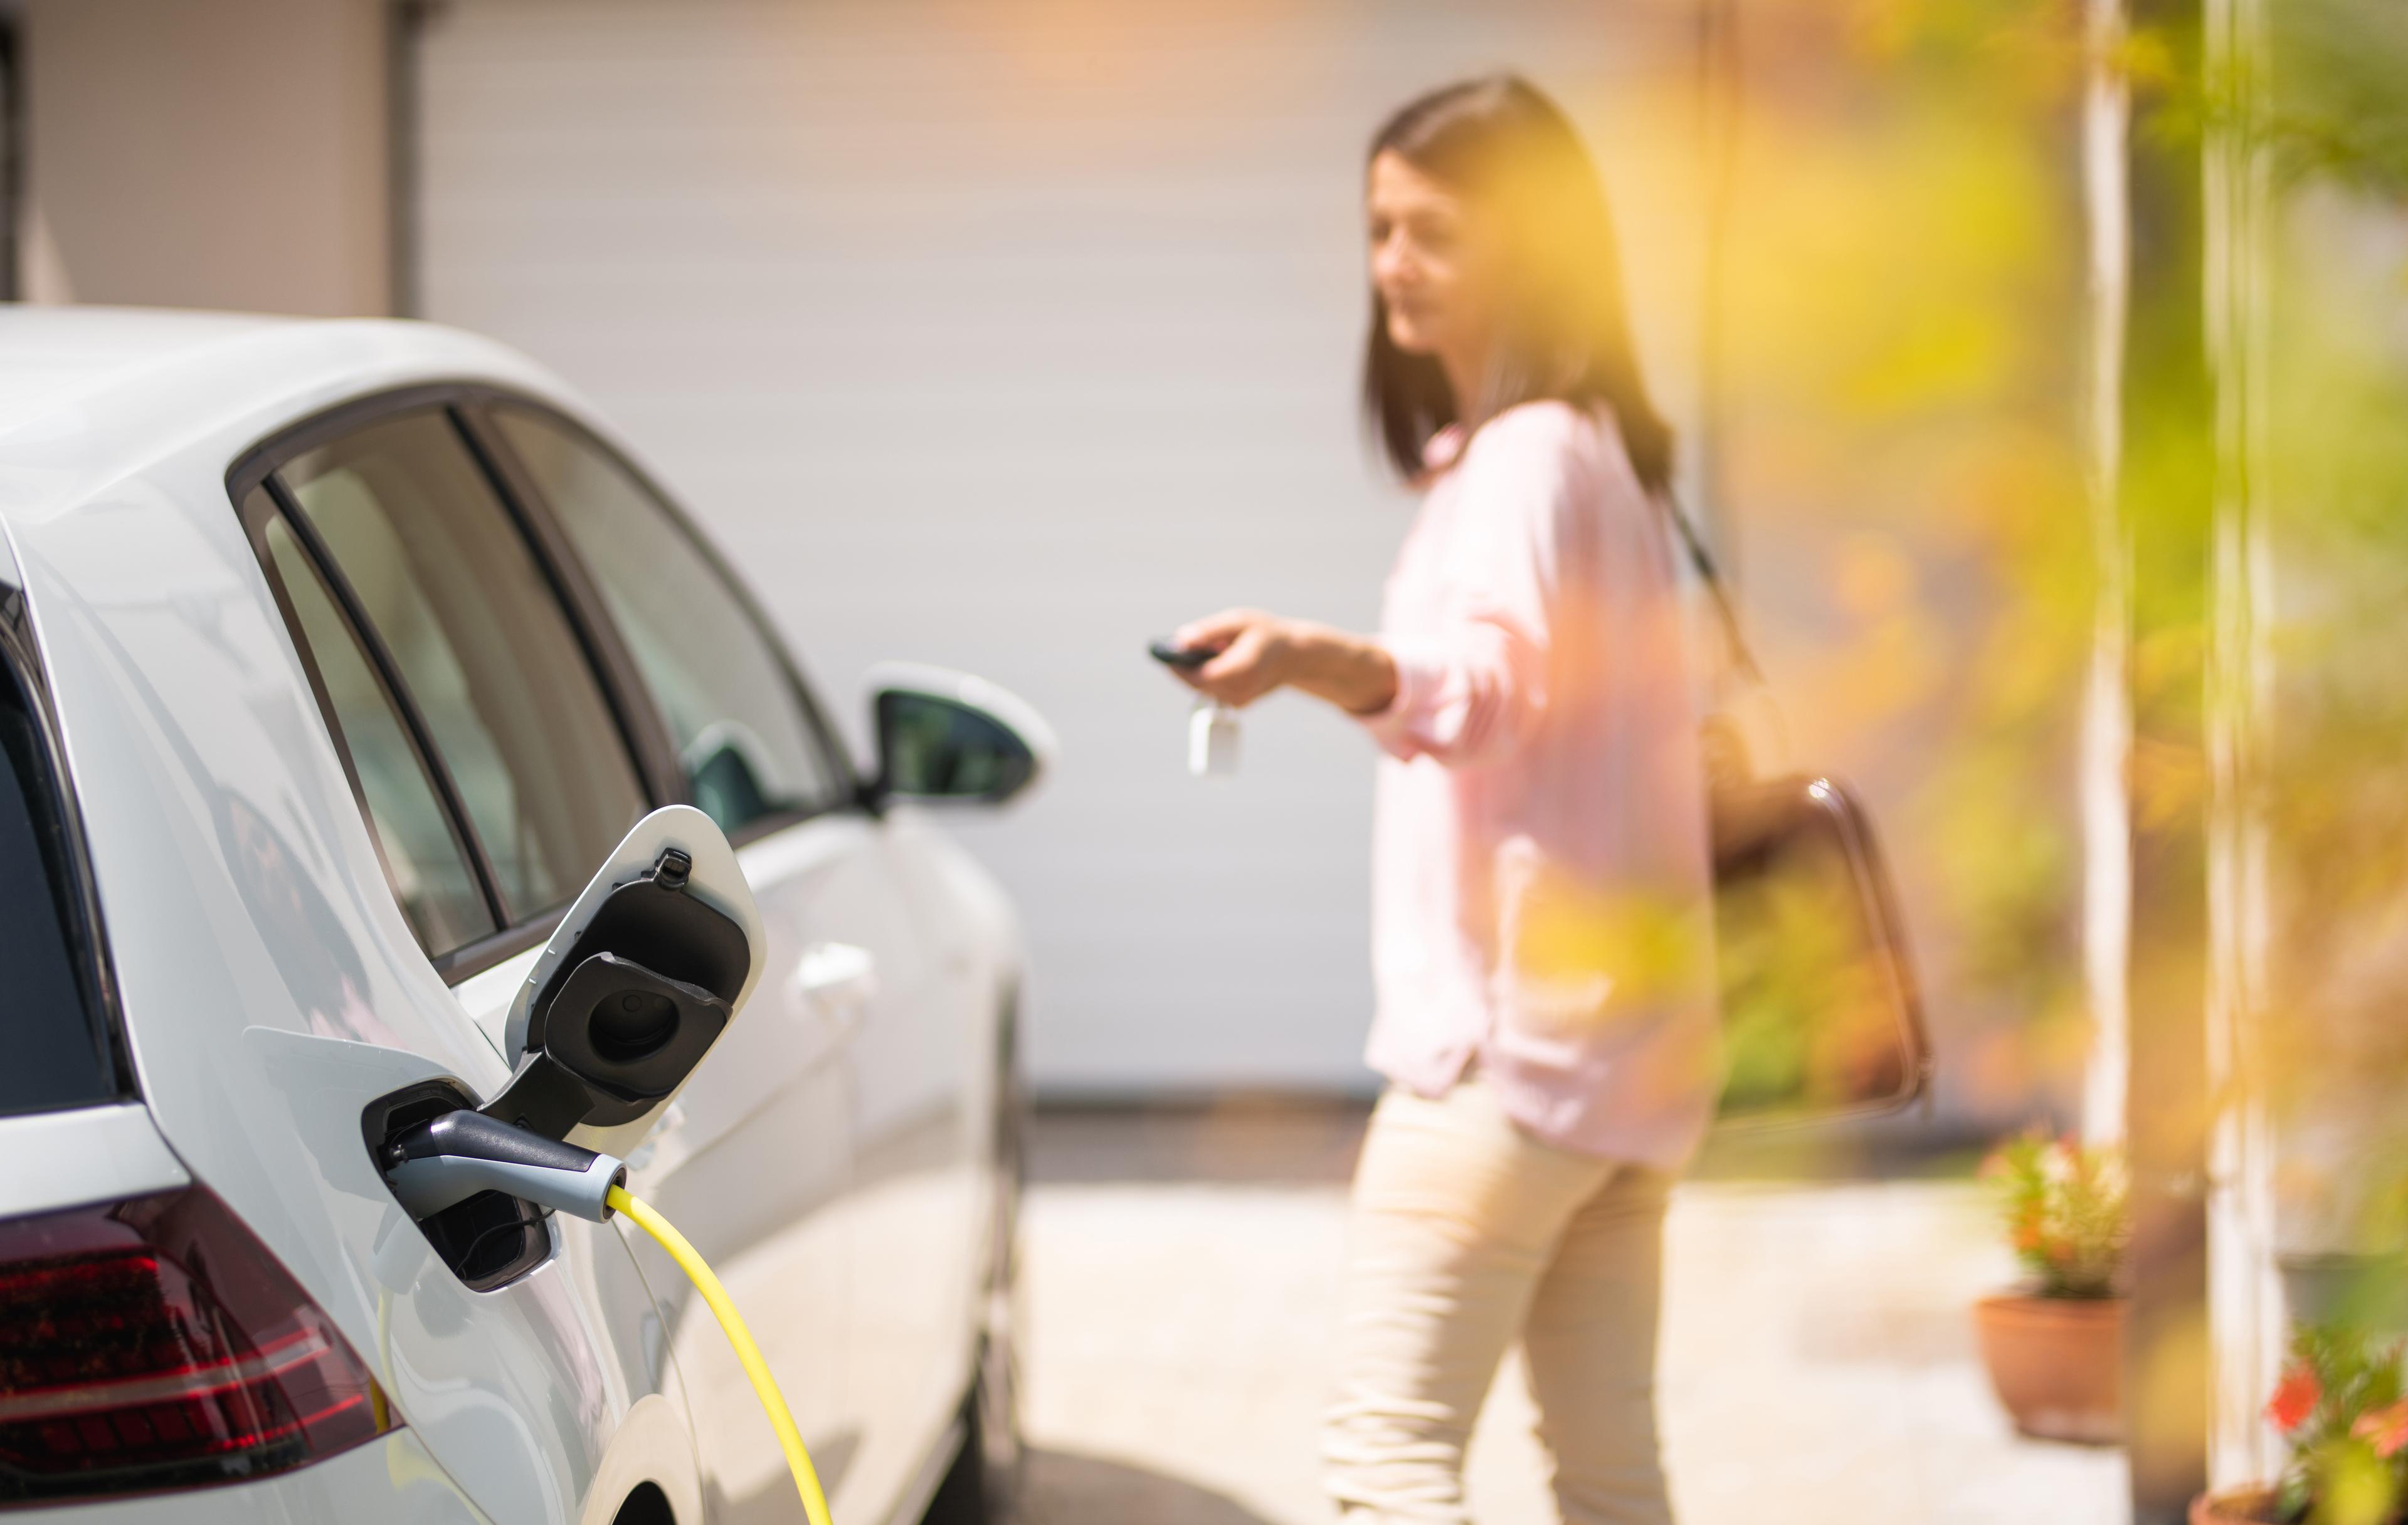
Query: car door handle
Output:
[[792, 942, 877, 1015]]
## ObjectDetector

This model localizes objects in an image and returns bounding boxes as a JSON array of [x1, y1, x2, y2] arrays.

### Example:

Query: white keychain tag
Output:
[[1188, 698, 1240, 778]]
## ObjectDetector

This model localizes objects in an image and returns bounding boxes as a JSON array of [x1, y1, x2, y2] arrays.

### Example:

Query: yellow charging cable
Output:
[[607, 1185, 835, 1525]]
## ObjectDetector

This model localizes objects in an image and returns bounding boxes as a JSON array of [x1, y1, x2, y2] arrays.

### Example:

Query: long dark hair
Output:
[[1362, 75, 1674, 495]]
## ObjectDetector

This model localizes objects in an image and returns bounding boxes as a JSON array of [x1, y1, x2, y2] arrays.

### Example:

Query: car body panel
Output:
[[0, 1103, 188, 1217], [9, 492, 686, 1520]]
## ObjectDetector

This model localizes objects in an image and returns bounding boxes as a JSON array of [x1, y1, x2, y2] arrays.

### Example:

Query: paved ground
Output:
[[1014, 1105, 2128, 1524]]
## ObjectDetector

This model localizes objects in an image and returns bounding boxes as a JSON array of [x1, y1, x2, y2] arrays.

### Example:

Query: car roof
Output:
[[0, 306, 574, 530]]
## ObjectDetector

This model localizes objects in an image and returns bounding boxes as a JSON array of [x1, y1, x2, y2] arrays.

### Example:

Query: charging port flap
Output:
[[489, 805, 766, 1155]]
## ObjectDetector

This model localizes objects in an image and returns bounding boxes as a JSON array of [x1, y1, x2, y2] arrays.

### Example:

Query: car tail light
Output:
[[0, 1185, 396, 1506]]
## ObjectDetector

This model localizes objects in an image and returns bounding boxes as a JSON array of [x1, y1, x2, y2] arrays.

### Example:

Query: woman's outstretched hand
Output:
[[1169, 609, 1400, 716]]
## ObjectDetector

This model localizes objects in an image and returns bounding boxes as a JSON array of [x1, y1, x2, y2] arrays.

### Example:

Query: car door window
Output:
[[277, 411, 647, 922], [253, 494, 498, 954], [491, 406, 844, 836], [0, 660, 121, 1116]]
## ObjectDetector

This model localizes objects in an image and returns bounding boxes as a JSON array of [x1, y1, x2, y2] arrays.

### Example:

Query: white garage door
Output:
[[413, 0, 1706, 1096]]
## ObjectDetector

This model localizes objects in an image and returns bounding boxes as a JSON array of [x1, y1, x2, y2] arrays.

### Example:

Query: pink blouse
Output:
[[1358, 400, 1721, 1167]]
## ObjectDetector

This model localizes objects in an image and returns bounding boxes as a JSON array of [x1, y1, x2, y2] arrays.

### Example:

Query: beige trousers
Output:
[[1324, 1077, 1675, 1525]]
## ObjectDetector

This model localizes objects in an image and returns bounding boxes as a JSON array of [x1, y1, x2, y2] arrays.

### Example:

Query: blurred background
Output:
[[8, 0, 2408, 1521], [0, 0, 2089, 1116]]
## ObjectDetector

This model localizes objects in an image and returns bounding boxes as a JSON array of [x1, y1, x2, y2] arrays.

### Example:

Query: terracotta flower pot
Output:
[[1973, 1292, 2125, 1443], [2189, 1488, 2278, 1524]]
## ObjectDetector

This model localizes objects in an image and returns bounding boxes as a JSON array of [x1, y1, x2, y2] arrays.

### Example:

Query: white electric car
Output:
[[0, 309, 1040, 1524]]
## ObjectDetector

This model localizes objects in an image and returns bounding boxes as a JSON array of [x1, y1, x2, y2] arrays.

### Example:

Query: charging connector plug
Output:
[[383, 1111, 626, 1224], [375, 1106, 833, 1525]]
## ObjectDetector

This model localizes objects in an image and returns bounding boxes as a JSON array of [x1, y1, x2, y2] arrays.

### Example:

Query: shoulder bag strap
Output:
[[1654, 488, 1765, 688]]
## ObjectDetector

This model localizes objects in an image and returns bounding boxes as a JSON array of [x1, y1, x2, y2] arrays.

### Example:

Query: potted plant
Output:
[[1973, 1129, 2130, 1443], [2194, 1324, 2408, 1524]]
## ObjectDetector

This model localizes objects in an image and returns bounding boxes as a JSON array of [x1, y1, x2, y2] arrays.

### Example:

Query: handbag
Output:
[[1658, 496, 1936, 1126]]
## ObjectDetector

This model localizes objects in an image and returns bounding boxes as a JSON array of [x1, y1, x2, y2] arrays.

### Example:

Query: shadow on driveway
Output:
[[1031, 1100, 1370, 1186], [1022, 1447, 1289, 1524]]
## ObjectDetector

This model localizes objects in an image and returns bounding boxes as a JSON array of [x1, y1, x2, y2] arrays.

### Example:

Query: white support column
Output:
[[2202, 0, 2285, 1491], [2079, 0, 2134, 1153]]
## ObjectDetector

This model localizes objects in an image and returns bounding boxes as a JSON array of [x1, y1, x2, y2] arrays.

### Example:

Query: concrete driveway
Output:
[[1015, 1106, 2128, 1524]]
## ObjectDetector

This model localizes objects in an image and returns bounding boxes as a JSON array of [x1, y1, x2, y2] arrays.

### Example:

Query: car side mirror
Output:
[[866, 663, 1056, 808], [483, 805, 766, 1154]]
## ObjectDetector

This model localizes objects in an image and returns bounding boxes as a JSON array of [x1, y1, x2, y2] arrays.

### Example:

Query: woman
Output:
[[1166, 77, 1719, 1524]]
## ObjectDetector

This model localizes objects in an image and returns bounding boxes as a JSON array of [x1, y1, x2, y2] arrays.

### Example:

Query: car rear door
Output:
[[473, 401, 916, 1519], [477, 422, 993, 1521]]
